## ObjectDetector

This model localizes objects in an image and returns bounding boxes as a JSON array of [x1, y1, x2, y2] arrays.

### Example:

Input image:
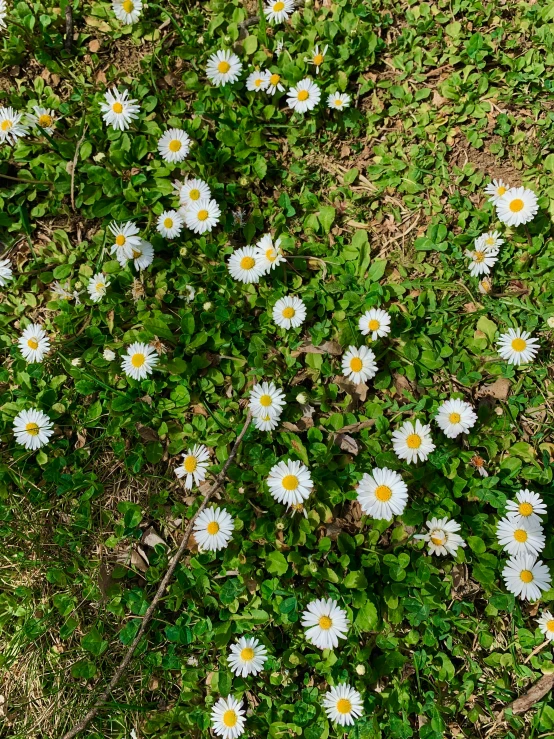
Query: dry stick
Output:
[[62, 410, 253, 739], [70, 124, 88, 212], [64, 4, 73, 52]]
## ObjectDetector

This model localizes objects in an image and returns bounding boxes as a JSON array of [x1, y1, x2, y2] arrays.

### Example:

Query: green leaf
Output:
[[476, 315, 497, 344], [354, 600, 378, 632], [317, 206, 336, 234], [266, 551, 289, 576]]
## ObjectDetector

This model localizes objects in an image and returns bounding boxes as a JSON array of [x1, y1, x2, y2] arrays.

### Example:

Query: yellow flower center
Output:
[[509, 198, 524, 212], [25, 422, 40, 436], [485, 237, 494, 246], [511, 338, 526, 352], [132, 249, 141, 258], [197, 209, 209, 221], [38, 113, 53, 127], [297, 90, 309, 101], [431, 532, 445, 546], [519, 502, 533, 517], [131, 353, 145, 368], [350, 357, 363, 372], [217, 61, 231, 74], [27, 338, 39, 350], [313, 53, 324, 65], [368, 319, 380, 331], [318, 615, 332, 630], [270, 73, 280, 86], [122, 0, 134, 11], [240, 647, 255, 661], [189, 188, 200, 200], [374, 485, 392, 502], [164, 218, 174, 229], [282, 474, 299, 490], [240, 256, 255, 270], [96, 282, 105, 292], [273, 0, 285, 9], [168, 139, 181, 152], [183, 455, 197, 473], [266, 248, 276, 261], [254, 78, 263, 87], [115, 234, 126, 246], [334, 99, 343, 106], [112, 102, 124, 114], [474, 251, 485, 263], [222, 709, 237, 727], [497, 186, 506, 196], [520, 569, 534, 583], [514, 529, 528, 543], [282, 306, 295, 319], [336, 698, 352, 715], [449, 412, 461, 424], [207, 521, 220, 535], [547, 619, 554, 632], [1, 119, 13, 131], [406, 433, 421, 449], [259, 394, 272, 407]]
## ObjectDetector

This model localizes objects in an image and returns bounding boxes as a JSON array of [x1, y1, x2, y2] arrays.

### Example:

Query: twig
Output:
[[61, 410, 253, 739], [70, 124, 88, 212], [65, 4, 73, 52], [495, 673, 554, 721], [0, 172, 53, 185]]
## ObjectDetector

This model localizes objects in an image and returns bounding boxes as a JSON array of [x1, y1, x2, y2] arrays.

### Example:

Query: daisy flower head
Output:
[[109, 220, 142, 259], [18, 323, 50, 363], [13, 408, 54, 450], [228, 636, 268, 677], [249, 381, 286, 419], [255, 233, 286, 272], [287, 78, 321, 114], [506, 489, 547, 526], [415, 517, 466, 557], [112, 0, 142, 24], [309, 44, 328, 74], [129, 239, 154, 270], [341, 345, 378, 384], [211, 695, 246, 739], [87, 273, 110, 303], [206, 50, 243, 87], [193, 506, 234, 552], [0, 0, 7, 28], [100, 87, 140, 131], [478, 230, 504, 251], [253, 412, 280, 432], [264, 0, 295, 24], [246, 69, 270, 92], [266, 71, 285, 95], [496, 514, 545, 557], [267, 459, 313, 506], [327, 92, 351, 111], [538, 611, 554, 642], [497, 328, 539, 366], [227, 246, 266, 284], [272, 295, 307, 330], [121, 342, 159, 381], [496, 186, 539, 227], [358, 307, 391, 340], [502, 553, 552, 601], [0, 258, 12, 286], [470, 454, 488, 477], [322, 684, 363, 727], [176, 178, 211, 210], [478, 276, 493, 295], [435, 398, 477, 439], [301, 598, 349, 650], [184, 198, 221, 235], [157, 210, 184, 239], [26, 106, 56, 134], [357, 467, 408, 521], [392, 419, 435, 464], [485, 178, 509, 204], [157, 128, 190, 163], [174, 444, 210, 489], [465, 245, 498, 277], [0, 107, 29, 145]]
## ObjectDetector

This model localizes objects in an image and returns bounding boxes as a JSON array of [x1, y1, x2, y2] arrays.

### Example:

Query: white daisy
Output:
[[210, 695, 246, 739], [129, 239, 154, 270], [18, 323, 50, 363], [358, 308, 391, 340], [87, 273, 110, 303], [266, 71, 285, 95], [249, 381, 286, 419], [341, 345, 378, 384], [322, 684, 363, 727], [465, 245, 498, 277], [184, 198, 221, 235], [157, 128, 190, 163], [157, 210, 183, 239], [327, 92, 351, 110], [502, 553, 552, 601], [100, 88, 140, 131], [112, 0, 142, 23], [0, 258, 12, 286], [435, 398, 477, 439], [496, 514, 545, 557], [255, 233, 286, 272], [267, 459, 313, 506], [287, 78, 321, 113], [176, 178, 211, 210], [415, 517, 466, 557], [301, 598, 349, 650], [264, 0, 295, 23], [506, 489, 547, 527], [478, 231, 504, 251], [109, 220, 142, 260], [227, 246, 266, 284], [206, 50, 243, 87], [0, 0, 7, 28], [121, 342, 159, 381], [174, 444, 210, 489], [13, 408, 54, 450], [496, 186, 539, 227], [0, 107, 29, 145], [253, 412, 280, 432], [274, 40, 284, 57], [497, 328, 539, 366], [246, 70, 270, 92], [272, 295, 307, 329], [537, 611, 554, 642], [26, 106, 56, 134], [309, 44, 328, 74], [193, 506, 234, 552], [357, 467, 408, 520], [485, 178, 509, 204], [227, 636, 268, 677], [392, 419, 435, 464]]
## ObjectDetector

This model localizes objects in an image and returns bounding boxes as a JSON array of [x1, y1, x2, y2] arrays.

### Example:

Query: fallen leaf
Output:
[[335, 433, 359, 455], [88, 39, 101, 52], [335, 419, 375, 434], [333, 375, 368, 402], [477, 378, 511, 401], [291, 339, 342, 357], [75, 430, 87, 449], [142, 526, 167, 549]]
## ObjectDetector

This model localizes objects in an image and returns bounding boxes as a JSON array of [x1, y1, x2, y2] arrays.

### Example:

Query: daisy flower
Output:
[[210, 695, 246, 739], [497, 328, 539, 366], [322, 684, 363, 727], [100, 88, 140, 131], [341, 345, 378, 384], [470, 454, 488, 477], [274, 39, 284, 57], [184, 199, 221, 235], [227, 246, 266, 284], [128, 239, 154, 270], [206, 50, 242, 87], [18, 323, 50, 363], [415, 517, 466, 557], [502, 553, 552, 601], [0, 258, 12, 286], [358, 308, 390, 340], [26, 106, 56, 134], [496, 186, 539, 226], [255, 233, 286, 272], [121, 342, 159, 380], [109, 220, 142, 259], [157, 210, 183, 239], [157, 128, 190, 163], [174, 444, 210, 489], [87, 273, 110, 303], [479, 231, 504, 251], [309, 44, 328, 74], [246, 70, 270, 92], [228, 636, 268, 677], [249, 381, 286, 419], [253, 413, 280, 432], [266, 71, 285, 95], [267, 459, 313, 505], [193, 506, 234, 551], [478, 277, 493, 295], [287, 78, 321, 113], [506, 489, 547, 526], [112, 0, 142, 24], [0, 107, 29, 145], [485, 178, 509, 204], [176, 178, 212, 210], [392, 419, 435, 464], [537, 611, 554, 641], [272, 295, 307, 329], [496, 514, 545, 557], [327, 92, 351, 110], [264, 0, 295, 24], [357, 467, 408, 520], [435, 398, 477, 439], [13, 408, 54, 450], [0, 0, 7, 28], [465, 245, 498, 277], [301, 598, 349, 650]]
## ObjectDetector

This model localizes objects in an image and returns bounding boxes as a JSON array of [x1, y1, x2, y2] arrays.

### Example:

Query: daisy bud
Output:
[[355, 664, 366, 675], [203, 302, 213, 311], [276, 520, 285, 530], [71, 358, 82, 367], [103, 349, 116, 361], [296, 392, 307, 405], [180, 247, 188, 257], [548, 316, 554, 328]]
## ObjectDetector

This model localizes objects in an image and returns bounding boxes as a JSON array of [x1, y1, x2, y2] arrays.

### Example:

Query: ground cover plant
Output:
[[3, 0, 554, 737]]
